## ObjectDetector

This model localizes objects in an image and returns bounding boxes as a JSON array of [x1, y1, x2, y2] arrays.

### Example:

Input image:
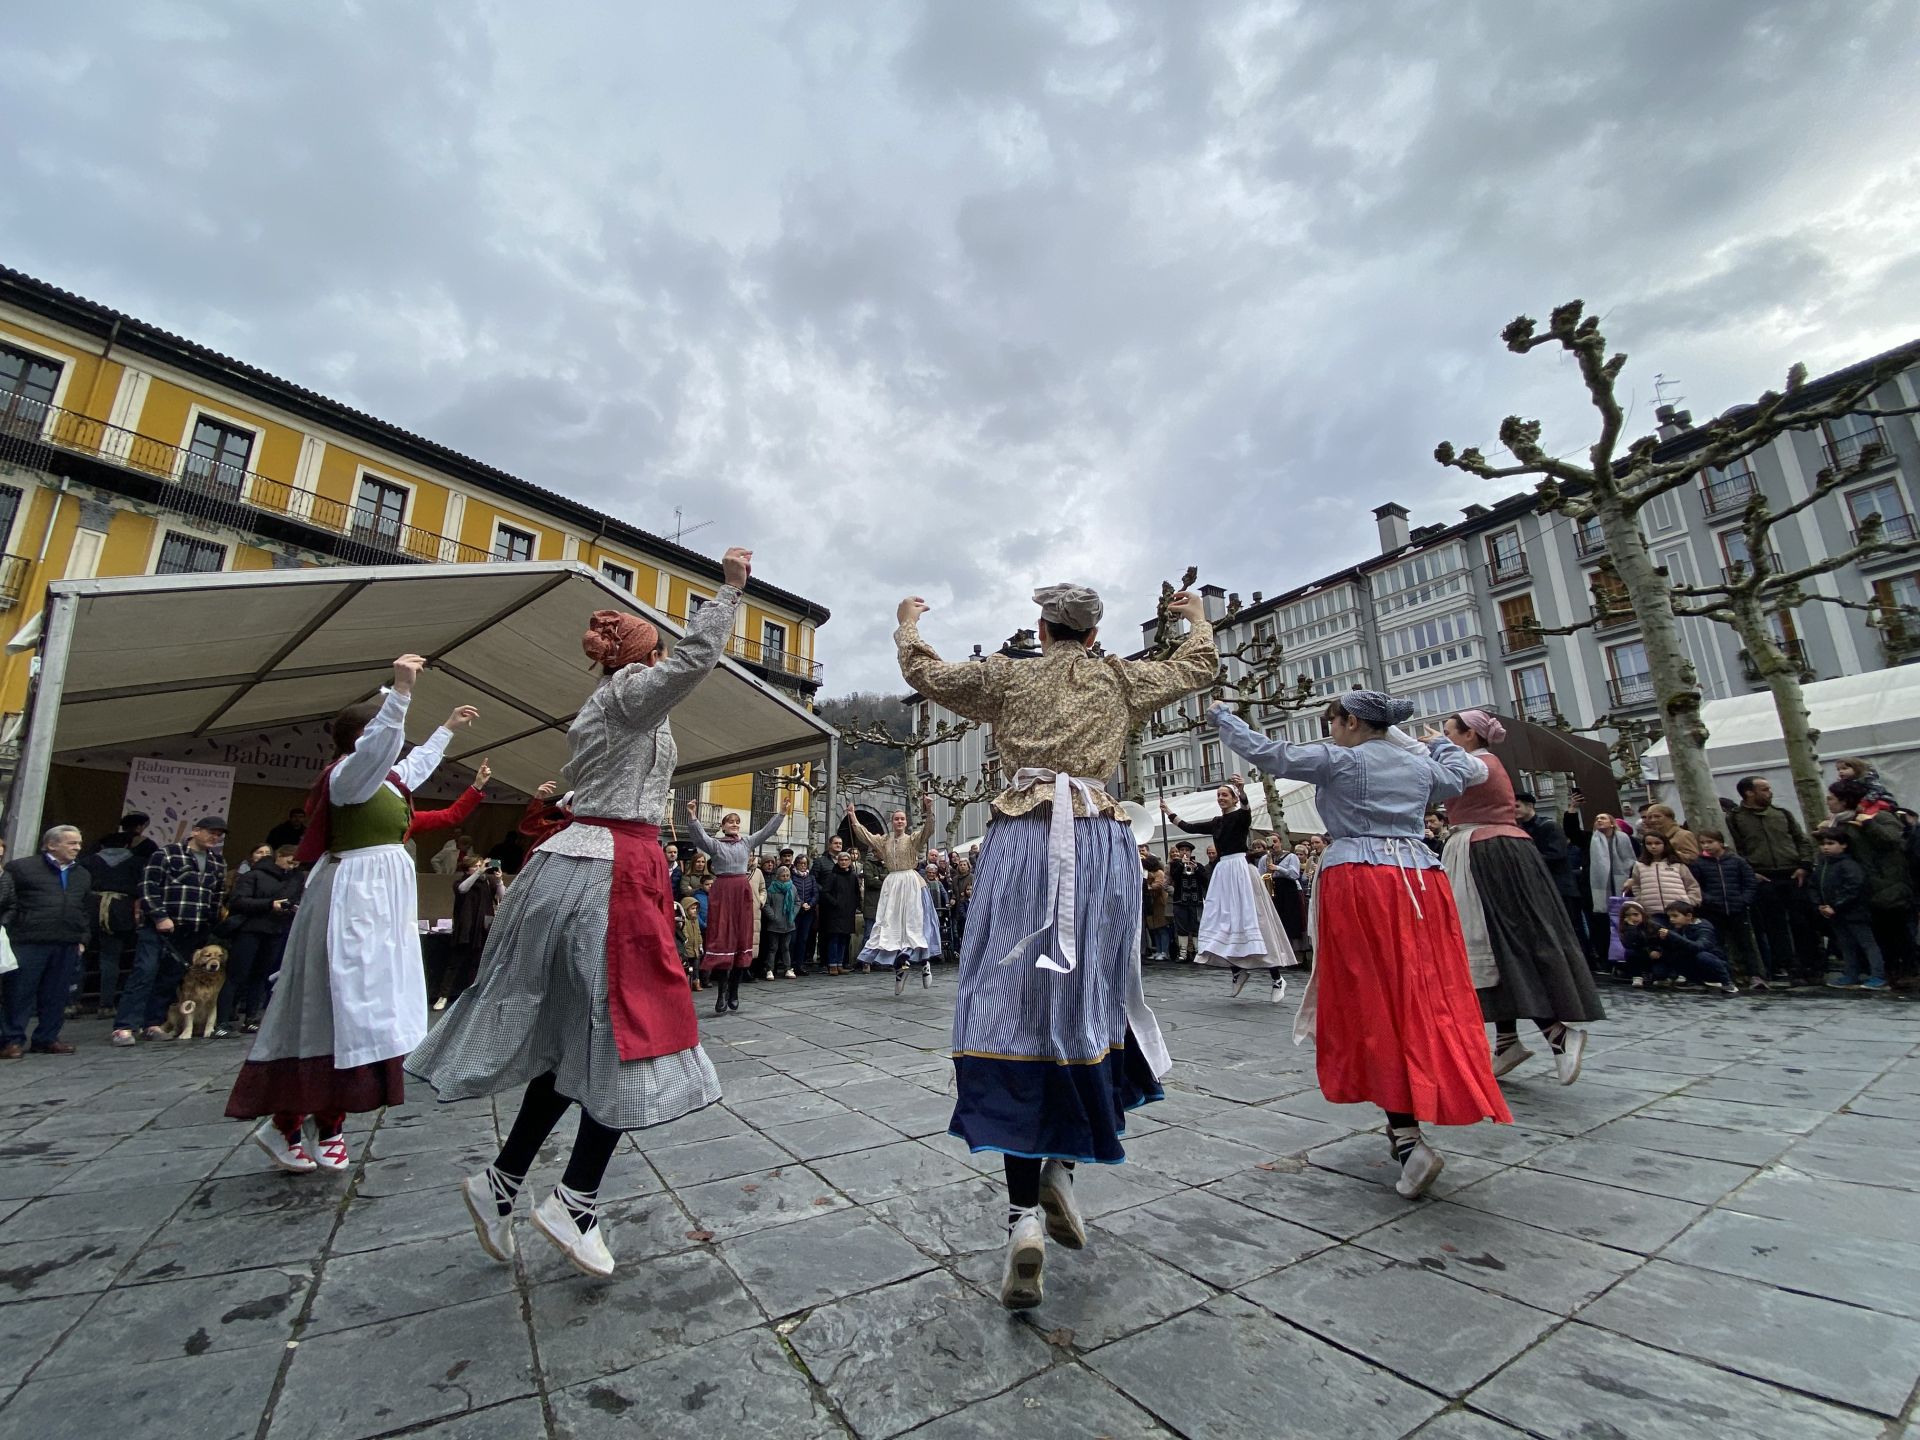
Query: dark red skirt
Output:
[[1313, 863, 1511, 1127], [225, 1055, 406, 1120], [702, 873, 756, 971]]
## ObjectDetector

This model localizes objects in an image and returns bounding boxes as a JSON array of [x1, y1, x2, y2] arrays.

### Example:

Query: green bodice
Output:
[[331, 782, 412, 851]]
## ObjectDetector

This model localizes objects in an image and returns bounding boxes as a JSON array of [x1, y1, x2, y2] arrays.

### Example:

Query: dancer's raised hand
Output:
[[445, 705, 480, 730], [1166, 592, 1203, 622], [475, 758, 492, 788], [686, 800, 700, 818], [391, 653, 427, 693], [723, 547, 752, 588], [898, 597, 930, 625], [536, 781, 558, 799]]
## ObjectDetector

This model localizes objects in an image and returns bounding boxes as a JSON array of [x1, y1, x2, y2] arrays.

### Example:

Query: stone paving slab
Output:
[[0, 967, 1916, 1437]]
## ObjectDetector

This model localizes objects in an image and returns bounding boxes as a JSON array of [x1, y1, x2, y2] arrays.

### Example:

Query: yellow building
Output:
[[0, 264, 827, 825]]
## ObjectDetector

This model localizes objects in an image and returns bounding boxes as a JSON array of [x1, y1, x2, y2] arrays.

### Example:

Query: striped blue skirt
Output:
[[949, 810, 1164, 1164]]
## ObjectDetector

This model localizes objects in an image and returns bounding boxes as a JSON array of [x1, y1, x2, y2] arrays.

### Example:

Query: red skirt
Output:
[[703, 873, 756, 971], [1313, 863, 1511, 1127], [226, 1056, 406, 1120]]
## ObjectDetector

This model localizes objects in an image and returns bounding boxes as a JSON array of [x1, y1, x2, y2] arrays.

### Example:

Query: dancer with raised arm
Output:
[[1160, 783, 1296, 1001], [1439, 710, 1605, 1084], [848, 795, 938, 995], [227, 655, 476, 1175], [408, 547, 752, 1278], [686, 798, 790, 1015], [896, 583, 1216, 1309], [1209, 692, 1510, 1199]]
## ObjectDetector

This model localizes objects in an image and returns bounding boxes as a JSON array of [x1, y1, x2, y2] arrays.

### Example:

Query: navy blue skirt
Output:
[[948, 810, 1164, 1164]]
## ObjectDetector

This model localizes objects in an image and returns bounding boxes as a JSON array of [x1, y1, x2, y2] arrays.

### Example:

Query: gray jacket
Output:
[[1588, 828, 1638, 910], [537, 587, 741, 862]]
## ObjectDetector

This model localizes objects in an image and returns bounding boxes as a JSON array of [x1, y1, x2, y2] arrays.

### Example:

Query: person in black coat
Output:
[[219, 843, 305, 1032], [80, 831, 143, 1015], [1516, 790, 1586, 954], [2, 826, 93, 1057], [815, 850, 862, 974]]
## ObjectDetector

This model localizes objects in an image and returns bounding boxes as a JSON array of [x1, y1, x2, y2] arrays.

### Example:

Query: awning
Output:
[[5, 561, 837, 848]]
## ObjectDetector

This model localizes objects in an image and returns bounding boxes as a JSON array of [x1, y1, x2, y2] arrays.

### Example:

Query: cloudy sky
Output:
[[6, 2, 1918, 692]]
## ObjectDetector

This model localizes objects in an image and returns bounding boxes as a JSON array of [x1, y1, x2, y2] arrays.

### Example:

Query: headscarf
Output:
[[1341, 689, 1415, 727], [1033, 583, 1103, 632], [583, 609, 660, 671], [1457, 708, 1507, 744]]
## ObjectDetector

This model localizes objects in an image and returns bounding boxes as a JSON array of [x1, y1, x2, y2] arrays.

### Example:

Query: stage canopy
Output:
[[5, 561, 837, 849]]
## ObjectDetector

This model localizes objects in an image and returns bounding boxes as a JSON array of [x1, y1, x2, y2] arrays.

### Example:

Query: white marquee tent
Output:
[[1642, 666, 1920, 825], [3, 561, 839, 851], [947, 778, 1326, 857]]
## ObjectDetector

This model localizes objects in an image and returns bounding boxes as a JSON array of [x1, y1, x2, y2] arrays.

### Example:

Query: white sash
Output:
[[1441, 824, 1498, 987]]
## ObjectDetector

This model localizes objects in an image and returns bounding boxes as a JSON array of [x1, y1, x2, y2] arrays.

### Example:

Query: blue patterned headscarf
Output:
[[1340, 689, 1415, 727]]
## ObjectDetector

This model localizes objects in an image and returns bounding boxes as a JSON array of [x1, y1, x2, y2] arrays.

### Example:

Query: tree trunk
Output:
[[1601, 500, 1721, 830], [1730, 601, 1827, 828]]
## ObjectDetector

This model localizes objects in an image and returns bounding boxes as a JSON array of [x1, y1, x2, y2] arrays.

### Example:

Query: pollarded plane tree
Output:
[[1437, 300, 1920, 836]]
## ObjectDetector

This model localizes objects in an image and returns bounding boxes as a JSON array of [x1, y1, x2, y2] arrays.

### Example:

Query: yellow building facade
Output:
[[0, 266, 826, 822]]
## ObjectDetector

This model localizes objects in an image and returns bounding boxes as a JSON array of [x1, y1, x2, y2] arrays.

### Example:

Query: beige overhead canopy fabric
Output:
[[7, 561, 836, 847]]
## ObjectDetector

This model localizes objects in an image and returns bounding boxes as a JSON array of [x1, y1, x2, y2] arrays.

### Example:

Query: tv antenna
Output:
[[672, 506, 714, 545], [1652, 373, 1684, 407]]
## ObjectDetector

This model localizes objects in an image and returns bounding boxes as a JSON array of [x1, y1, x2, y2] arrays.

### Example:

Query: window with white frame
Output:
[[493, 522, 536, 562], [1381, 610, 1479, 677], [1511, 664, 1552, 720], [1846, 480, 1912, 541], [1370, 543, 1468, 617], [599, 560, 635, 591], [183, 416, 255, 499], [1201, 741, 1222, 785], [686, 592, 709, 616], [0, 344, 60, 438], [350, 474, 408, 546], [156, 531, 226, 575]]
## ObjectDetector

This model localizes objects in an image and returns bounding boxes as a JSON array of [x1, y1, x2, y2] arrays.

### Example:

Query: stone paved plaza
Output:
[[3, 967, 1918, 1440]]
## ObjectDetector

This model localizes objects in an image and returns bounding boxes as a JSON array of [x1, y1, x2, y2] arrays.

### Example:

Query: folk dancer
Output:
[[408, 549, 752, 1277], [227, 655, 476, 1174], [896, 583, 1216, 1309], [1209, 692, 1510, 1199], [848, 795, 939, 995]]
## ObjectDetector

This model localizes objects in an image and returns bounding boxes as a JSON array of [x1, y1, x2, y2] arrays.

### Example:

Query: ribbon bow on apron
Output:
[[1001, 767, 1106, 975]]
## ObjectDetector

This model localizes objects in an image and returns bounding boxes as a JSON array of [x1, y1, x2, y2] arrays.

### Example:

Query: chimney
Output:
[[1251, 591, 1263, 604], [1199, 584, 1228, 622], [1654, 405, 1693, 442], [1373, 502, 1410, 553], [1461, 504, 1489, 520]]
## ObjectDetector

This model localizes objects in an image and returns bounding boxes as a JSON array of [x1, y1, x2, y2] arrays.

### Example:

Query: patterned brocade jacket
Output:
[[849, 817, 932, 873], [893, 615, 1218, 821]]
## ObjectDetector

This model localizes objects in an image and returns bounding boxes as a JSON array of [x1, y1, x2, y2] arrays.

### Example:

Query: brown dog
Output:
[[166, 945, 228, 1040]]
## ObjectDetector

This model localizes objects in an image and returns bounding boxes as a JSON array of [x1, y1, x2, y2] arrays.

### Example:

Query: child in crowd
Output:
[[1625, 831, 1700, 920], [1616, 901, 1659, 987], [1690, 829, 1765, 989], [1833, 756, 1897, 811], [1660, 899, 1738, 995], [676, 881, 704, 991], [1815, 827, 1886, 990]]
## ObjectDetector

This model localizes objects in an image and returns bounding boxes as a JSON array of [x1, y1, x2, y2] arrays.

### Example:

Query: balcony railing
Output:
[[1701, 469, 1760, 516], [1513, 691, 1559, 725], [1739, 639, 1812, 684], [0, 399, 496, 565], [1574, 526, 1607, 560], [0, 553, 30, 611], [1607, 673, 1657, 709], [1499, 625, 1546, 656], [1851, 512, 1920, 548], [1594, 598, 1638, 631], [666, 612, 824, 685], [1485, 553, 1530, 587], [0, 398, 828, 686], [1825, 423, 1894, 474]]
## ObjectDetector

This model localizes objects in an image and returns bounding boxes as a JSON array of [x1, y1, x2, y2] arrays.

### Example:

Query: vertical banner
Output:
[[123, 758, 236, 844]]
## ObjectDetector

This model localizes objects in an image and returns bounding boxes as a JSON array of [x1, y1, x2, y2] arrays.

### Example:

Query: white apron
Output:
[[325, 843, 429, 1069], [1440, 825, 1499, 988]]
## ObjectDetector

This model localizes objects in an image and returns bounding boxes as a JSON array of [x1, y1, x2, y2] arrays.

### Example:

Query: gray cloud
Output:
[[3, 0, 1917, 691]]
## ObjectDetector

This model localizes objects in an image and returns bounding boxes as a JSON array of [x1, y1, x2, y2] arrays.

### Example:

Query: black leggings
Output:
[[1005, 1155, 1042, 1207], [494, 1072, 622, 1194]]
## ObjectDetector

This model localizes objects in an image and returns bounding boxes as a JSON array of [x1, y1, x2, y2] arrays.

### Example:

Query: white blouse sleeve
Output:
[[329, 689, 411, 805], [392, 726, 455, 794]]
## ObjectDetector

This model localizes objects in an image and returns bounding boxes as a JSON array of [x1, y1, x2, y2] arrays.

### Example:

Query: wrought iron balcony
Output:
[[1514, 690, 1560, 725], [1485, 553, 1530, 588], [0, 400, 495, 565], [1724, 550, 1784, 578], [0, 553, 30, 611], [1499, 625, 1546, 656], [1851, 512, 1920, 549], [666, 612, 824, 686], [1825, 423, 1894, 474], [1739, 639, 1812, 684], [1594, 599, 1638, 631], [1701, 468, 1760, 516], [1607, 673, 1656, 709], [1575, 524, 1607, 560]]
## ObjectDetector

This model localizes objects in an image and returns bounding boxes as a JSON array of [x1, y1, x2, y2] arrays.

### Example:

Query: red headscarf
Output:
[[583, 610, 660, 671]]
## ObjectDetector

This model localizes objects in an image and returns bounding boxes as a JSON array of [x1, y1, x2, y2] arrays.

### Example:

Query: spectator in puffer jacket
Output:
[[1690, 829, 1764, 989]]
